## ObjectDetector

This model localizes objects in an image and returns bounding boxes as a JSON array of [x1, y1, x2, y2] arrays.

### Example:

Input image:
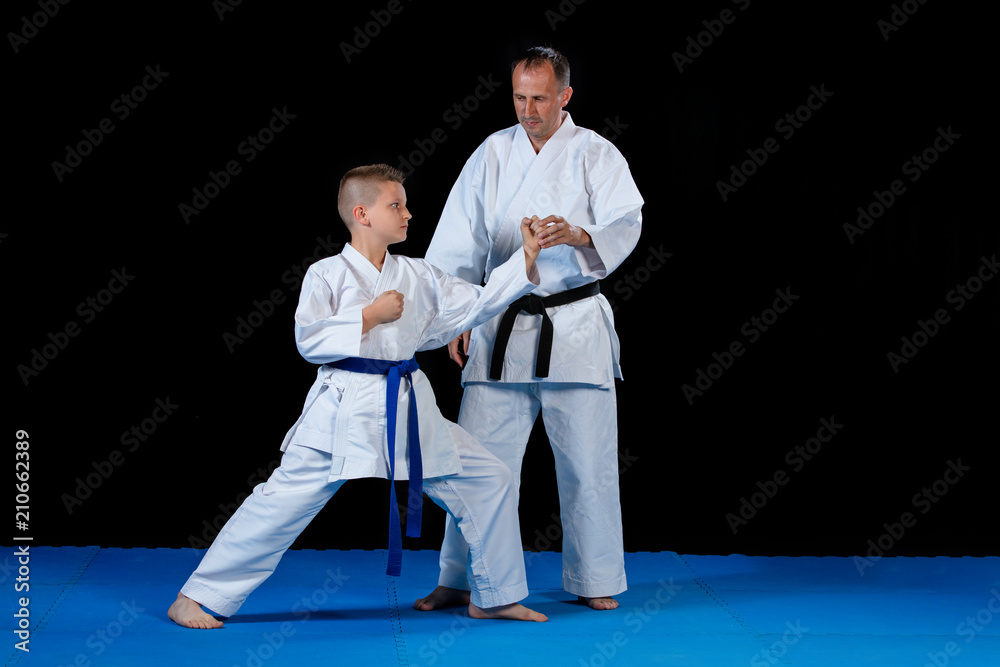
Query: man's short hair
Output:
[[337, 164, 405, 226], [511, 46, 570, 91]]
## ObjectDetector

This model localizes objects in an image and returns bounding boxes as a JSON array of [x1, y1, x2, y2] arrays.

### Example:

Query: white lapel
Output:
[[342, 242, 382, 289], [491, 113, 577, 270], [374, 250, 397, 296]]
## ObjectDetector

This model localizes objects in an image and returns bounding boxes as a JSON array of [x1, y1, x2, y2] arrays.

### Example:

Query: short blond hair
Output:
[[337, 164, 406, 227]]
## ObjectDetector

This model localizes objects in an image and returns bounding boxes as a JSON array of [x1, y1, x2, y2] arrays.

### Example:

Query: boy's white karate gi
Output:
[[425, 113, 643, 599], [181, 242, 539, 616]]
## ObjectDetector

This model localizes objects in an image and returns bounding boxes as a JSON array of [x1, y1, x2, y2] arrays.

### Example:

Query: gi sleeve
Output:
[[294, 263, 363, 364], [417, 250, 539, 352], [575, 140, 644, 279], [424, 147, 491, 285]]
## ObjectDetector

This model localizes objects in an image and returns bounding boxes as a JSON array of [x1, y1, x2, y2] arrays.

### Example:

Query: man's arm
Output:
[[531, 214, 594, 249], [425, 150, 491, 285], [530, 143, 643, 277], [426, 147, 493, 367]]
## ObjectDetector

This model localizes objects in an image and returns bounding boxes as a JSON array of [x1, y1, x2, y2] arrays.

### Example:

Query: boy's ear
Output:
[[352, 204, 369, 226]]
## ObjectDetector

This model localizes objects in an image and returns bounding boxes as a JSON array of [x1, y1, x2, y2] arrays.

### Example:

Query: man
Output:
[[416, 47, 643, 611]]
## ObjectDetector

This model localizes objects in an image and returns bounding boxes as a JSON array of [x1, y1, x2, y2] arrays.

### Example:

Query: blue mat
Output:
[[6, 547, 999, 666]]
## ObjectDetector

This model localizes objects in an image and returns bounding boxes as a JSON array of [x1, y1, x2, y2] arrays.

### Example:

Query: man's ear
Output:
[[561, 86, 573, 108]]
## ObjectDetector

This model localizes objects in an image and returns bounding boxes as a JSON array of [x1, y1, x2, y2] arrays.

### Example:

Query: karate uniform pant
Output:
[[181, 432, 528, 617], [438, 382, 627, 599]]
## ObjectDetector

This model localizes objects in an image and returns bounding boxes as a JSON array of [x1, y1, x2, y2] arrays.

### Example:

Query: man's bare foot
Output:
[[168, 592, 224, 629], [469, 602, 548, 622], [579, 596, 619, 610], [414, 586, 471, 611]]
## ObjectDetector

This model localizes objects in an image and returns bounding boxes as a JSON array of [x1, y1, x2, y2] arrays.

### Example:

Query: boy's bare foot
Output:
[[579, 596, 619, 610], [168, 592, 224, 629], [414, 586, 471, 611], [469, 602, 548, 622]]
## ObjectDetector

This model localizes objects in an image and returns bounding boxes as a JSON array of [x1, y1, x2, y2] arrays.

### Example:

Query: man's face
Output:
[[512, 61, 573, 150], [363, 181, 411, 245]]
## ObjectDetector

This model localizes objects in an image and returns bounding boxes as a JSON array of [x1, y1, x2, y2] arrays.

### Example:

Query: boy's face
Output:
[[363, 181, 411, 245]]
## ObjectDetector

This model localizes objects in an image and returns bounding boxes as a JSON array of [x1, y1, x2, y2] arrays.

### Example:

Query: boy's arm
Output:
[[294, 264, 367, 364], [419, 219, 540, 351], [521, 216, 541, 274], [362, 291, 404, 334]]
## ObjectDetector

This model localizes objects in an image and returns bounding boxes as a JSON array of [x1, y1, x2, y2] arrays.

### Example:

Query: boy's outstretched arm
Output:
[[442, 218, 540, 367], [521, 216, 541, 270]]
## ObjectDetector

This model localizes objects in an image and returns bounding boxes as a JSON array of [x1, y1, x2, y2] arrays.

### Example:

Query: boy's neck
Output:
[[350, 237, 389, 271]]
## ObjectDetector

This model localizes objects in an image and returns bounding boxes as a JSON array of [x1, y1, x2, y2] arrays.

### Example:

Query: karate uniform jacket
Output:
[[425, 113, 643, 385], [280, 243, 539, 481]]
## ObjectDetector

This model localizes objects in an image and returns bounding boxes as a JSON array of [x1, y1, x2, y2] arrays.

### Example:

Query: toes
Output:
[[579, 596, 619, 610]]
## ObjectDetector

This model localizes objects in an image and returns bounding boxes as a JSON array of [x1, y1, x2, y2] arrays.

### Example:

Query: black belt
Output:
[[489, 281, 600, 380]]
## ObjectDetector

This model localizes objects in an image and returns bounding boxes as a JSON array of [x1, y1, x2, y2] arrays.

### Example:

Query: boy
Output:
[[168, 164, 547, 628]]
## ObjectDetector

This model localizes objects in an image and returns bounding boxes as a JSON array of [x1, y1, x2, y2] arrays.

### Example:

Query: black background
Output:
[[6, 1, 996, 558]]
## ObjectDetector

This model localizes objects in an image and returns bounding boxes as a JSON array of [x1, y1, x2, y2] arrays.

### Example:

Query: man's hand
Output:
[[362, 290, 404, 333], [531, 215, 593, 249], [447, 330, 471, 368]]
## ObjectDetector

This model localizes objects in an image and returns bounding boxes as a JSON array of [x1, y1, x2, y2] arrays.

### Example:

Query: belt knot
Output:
[[489, 281, 600, 380]]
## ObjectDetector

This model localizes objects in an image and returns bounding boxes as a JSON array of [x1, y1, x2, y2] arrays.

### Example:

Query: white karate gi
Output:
[[181, 243, 540, 615], [425, 113, 643, 599]]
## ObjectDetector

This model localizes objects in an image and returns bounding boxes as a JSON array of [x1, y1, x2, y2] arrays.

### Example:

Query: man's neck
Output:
[[529, 111, 567, 154]]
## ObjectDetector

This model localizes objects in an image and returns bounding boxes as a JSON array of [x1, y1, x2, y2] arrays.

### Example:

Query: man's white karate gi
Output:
[[425, 99, 643, 602]]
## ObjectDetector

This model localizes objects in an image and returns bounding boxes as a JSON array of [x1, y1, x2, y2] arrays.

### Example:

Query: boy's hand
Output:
[[362, 290, 404, 333], [447, 330, 471, 368], [530, 214, 593, 249], [520, 216, 541, 262]]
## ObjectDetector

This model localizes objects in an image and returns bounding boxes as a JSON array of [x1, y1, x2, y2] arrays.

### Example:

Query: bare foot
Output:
[[579, 596, 619, 610], [414, 586, 471, 611], [469, 602, 548, 622], [168, 592, 224, 629]]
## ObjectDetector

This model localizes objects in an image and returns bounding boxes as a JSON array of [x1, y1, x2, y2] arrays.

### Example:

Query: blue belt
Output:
[[328, 356, 422, 576]]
